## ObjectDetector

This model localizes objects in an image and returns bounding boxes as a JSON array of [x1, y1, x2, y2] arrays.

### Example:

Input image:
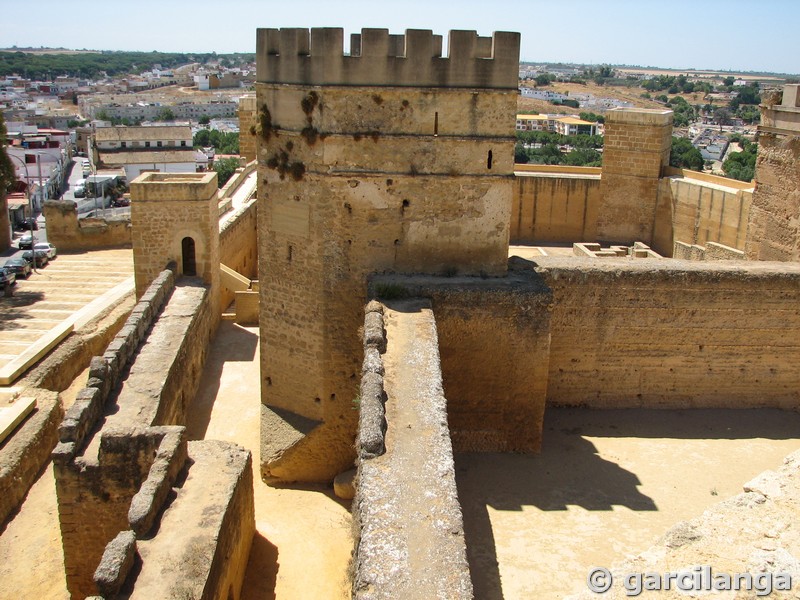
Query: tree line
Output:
[[0, 51, 255, 79]]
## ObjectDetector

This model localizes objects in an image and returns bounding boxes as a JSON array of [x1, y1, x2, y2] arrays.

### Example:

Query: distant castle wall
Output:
[[510, 164, 754, 258], [44, 200, 132, 251]]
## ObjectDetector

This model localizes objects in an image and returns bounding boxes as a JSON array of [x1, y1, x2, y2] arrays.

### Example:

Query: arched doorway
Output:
[[181, 237, 197, 276]]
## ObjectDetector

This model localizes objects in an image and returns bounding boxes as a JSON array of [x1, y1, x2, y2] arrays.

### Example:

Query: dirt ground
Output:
[[457, 408, 800, 599]]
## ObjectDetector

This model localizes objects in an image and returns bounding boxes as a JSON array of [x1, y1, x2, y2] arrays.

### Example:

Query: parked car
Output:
[[0, 266, 16, 288], [74, 185, 86, 198], [15, 219, 38, 232], [4, 258, 31, 279], [22, 249, 48, 268], [34, 242, 57, 260], [18, 233, 35, 249]]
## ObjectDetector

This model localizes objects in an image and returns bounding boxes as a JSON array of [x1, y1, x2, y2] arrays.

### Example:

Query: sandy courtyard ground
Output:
[[457, 408, 800, 599]]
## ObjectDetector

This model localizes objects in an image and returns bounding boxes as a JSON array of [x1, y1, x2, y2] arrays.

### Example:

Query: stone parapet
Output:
[[257, 28, 520, 89], [352, 298, 472, 600]]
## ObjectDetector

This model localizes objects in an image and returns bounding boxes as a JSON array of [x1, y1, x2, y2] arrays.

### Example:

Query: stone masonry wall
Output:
[[597, 108, 673, 245], [44, 200, 132, 251], [53, 271, 218, 598], [657, 175, 753, 257], [219, 200, 257, 312], [511, 170, 601, 244], [352, 298, 472, 600], [257, 28, 519, 481], [0, 390, 62, 526], [369, 271, 552, 453], [745, 133, 800, 261], [531, 256, 800, 409]]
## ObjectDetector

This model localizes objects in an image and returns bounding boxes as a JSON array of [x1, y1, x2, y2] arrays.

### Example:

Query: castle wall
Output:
[[43, 200, 132, 251], [219, 200, 257, 312], [534, 257, 800, 409], [53, 272, 218, 597], [597, 108, 673, 245], [745, 133, 800, 261], [257, 28, 520, 482], [0, 390, 62, 526], [658, 173, 753, 256], [353, 299, 472, 600], [368, 273, 552, 453], [511, 169, 601, 244]]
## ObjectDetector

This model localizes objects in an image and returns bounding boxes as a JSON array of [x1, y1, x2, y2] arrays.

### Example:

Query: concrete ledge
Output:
[[0, 396, 36, 444], [0, 390, 62, 525]]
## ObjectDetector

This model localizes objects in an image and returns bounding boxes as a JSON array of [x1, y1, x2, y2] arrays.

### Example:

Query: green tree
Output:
[[713, 107, 733, 126], [213, 156, 240, 187], [535, 73, 554, 86], [199, 115, 211, 125], [0, 114, 16, 196], [514, 142, 529, 164], [579, 112, 605, 124], [722, 76, 735, 87], [562, 148, 602, 167], [157, 108, 175, 121], [669, 137, 704, 171], [723, 140, 757, 182]]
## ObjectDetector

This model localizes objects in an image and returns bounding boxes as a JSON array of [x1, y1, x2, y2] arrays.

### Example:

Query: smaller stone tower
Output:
[[746, 83, 800, 261], [596, 108, 673, 244], [129, 172, 220, 307]]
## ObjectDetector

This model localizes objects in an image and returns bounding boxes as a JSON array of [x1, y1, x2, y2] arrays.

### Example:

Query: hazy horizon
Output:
[[2, 0, 798, 75]]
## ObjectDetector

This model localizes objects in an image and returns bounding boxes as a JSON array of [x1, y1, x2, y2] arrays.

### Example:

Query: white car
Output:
[[34, 242, 57, 260]]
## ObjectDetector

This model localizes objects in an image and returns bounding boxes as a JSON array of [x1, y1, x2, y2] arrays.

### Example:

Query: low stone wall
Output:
[[52, 269, 222, 597], [368, 271, 552, 453], [352, 298, 472, 600], [531, 256, 800, 409], [219, 200, 257, 311], [90, 440, 254, 600], [43, 200, 132, 251], [0, 389, 62, 525], [674, 240, 746, 261]]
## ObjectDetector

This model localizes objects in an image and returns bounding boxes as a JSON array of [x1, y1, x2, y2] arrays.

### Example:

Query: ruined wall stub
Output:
[[597, 108, 673, 244], [256, 27, 520, 482], [129, 172, 220, 313], [746, 84, 800, 261], [238, 94, 258, 163]]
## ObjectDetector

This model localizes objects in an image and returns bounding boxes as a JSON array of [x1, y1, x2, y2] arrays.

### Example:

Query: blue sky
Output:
[[2, 0, 797, 74]]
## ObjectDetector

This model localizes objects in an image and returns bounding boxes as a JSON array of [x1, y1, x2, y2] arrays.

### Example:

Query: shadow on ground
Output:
[[455, 407, 800, 599]]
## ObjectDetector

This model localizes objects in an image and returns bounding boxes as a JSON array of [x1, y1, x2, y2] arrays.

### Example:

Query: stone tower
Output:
[[129, 172, 220, 312], [256, 27, 520, 482], [746, 83, 800, 261], [596, 107, 673, 244]]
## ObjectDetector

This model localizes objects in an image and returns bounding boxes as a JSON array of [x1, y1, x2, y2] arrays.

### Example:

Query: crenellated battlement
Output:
[[256, 28, 520, 89]]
